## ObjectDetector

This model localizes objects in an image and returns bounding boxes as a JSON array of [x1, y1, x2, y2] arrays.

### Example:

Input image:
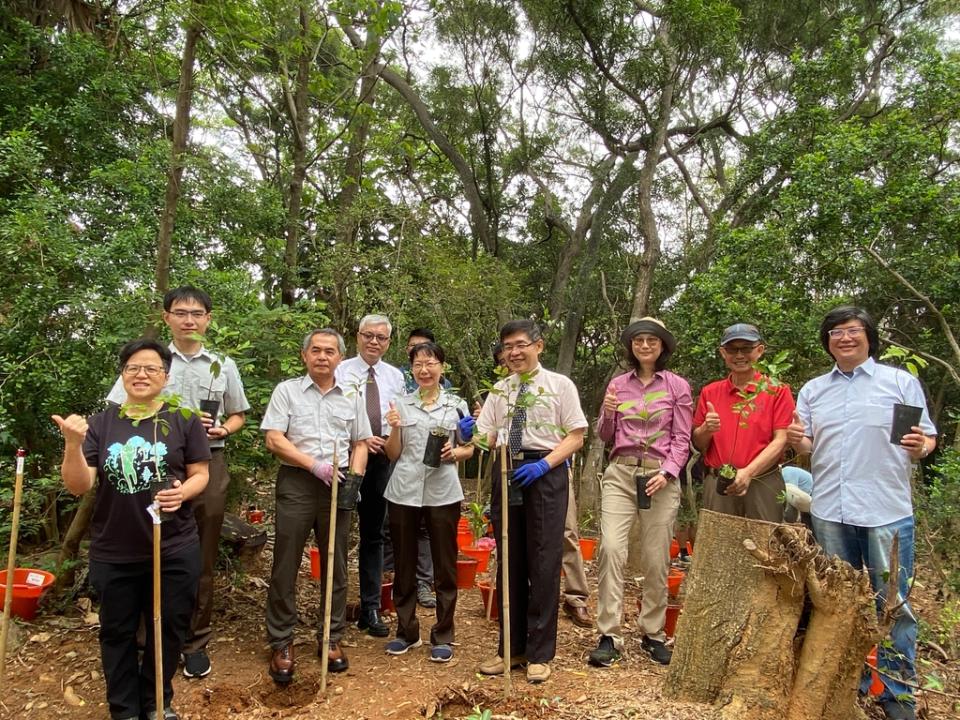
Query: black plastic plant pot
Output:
[[716, 474, 734, 497], [635, 470, 652, 510], [199, 399, 220, 419], [150, 476, 174, 522], [337, 472, 363, 511], [423, 428, 448, 468], [506, 470, 524, 507]]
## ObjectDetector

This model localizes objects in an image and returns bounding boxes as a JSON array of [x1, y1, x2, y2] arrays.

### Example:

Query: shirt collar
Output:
[[168, 342, 215, 362], [299, 374, 344, 395], [830, 356, 876, 378], [630, 369, 665, 384], [723, 371, 762, 393]]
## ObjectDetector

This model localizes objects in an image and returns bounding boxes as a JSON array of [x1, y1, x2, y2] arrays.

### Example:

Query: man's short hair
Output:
[[406, 327, 436, 343], [499, 319, 542, 343], [118, 338, 173, 373], [302, 328, 346, 356], [359, 314, 392, 336], [163, 286, 212, 313], [819, 305, 880, 359]]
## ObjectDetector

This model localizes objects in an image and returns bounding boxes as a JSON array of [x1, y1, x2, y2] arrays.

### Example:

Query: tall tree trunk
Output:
[[280, 3, 312, 306], [153, 11, 201, 333]]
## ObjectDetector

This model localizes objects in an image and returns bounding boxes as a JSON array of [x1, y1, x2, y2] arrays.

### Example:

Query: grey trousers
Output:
[[266, 465, 350, 647]]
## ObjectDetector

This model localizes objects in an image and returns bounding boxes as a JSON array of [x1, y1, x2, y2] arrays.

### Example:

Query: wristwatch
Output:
[[661, 470, 676, 481]]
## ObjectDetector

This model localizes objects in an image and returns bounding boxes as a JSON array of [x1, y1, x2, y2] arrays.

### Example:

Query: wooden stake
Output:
[[320, 447, 339, 694], [499, 443, 511, 695], [0, 449, 26, 682], [153, 510, 163, 715]]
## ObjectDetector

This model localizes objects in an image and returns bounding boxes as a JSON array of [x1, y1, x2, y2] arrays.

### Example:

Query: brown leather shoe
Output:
[[269, 643, 295, 684], [563, 601, 593, 629], [325, 642, 349, 673]]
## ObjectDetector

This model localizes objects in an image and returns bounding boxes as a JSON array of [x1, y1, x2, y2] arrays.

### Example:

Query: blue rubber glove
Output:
[[458, 415, 476, 441], [512, 459, 550, 487]]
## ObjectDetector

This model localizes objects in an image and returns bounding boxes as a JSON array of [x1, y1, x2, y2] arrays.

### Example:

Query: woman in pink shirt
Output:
[[588, 318, 692, 668]]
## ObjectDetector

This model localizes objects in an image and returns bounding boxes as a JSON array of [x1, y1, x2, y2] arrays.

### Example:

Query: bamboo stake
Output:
[[0, 448, 26, 682], [319, 447, 339, 694], [499, 443, 511, 695], [474, 450, 484, 504], [152, 504, 163, 715]]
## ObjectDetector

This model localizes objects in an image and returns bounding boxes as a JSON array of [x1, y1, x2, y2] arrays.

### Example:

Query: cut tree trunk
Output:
[[664, 510, 877, 720]]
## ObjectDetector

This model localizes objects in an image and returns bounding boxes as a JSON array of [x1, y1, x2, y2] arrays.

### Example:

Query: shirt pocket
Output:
[[862, 403, 893, 430], [330, 408, 360, 439], [288, 410, 316, 441]]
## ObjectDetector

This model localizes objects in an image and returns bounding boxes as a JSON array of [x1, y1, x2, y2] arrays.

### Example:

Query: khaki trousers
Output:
[[561, 473, 589, 607], [596, 461, 679, 645]]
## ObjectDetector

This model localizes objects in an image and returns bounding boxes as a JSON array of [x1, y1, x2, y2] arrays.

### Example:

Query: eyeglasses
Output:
[[631, 337, 662, 347], [827, 327, 865, 339], [412, 361, 442, 371], [502, 341, 535, 352], [169, 310, 207, 320], [723, 344, 759, 356], [122, 364, 165, 377], [359, 331, 390, 343]]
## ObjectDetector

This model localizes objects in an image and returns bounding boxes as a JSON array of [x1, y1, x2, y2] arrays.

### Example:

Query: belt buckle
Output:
[[511, 451, 524, 462]]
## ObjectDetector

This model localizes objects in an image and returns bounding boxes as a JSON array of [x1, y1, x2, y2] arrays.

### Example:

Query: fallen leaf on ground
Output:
[[63, 686, 85, 706]]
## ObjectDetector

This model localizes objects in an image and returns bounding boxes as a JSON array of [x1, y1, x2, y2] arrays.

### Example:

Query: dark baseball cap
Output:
[[721, 323, 762, 345]]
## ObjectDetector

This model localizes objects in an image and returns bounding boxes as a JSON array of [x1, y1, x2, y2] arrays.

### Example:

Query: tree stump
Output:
[[664, 510, 877, 720]]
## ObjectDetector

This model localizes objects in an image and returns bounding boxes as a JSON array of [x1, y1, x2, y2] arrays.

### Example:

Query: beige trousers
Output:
[[596, 461, 679, 645], [562, 473, 589, 606]]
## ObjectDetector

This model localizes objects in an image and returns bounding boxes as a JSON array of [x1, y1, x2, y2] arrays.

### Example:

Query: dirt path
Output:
[[1, 549, 953, 719]]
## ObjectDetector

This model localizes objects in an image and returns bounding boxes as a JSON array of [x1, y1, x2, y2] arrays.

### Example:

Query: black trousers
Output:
[[357, 450, 392, 610], [89, 544, 200, 719], [387, 501, 459, 645], [266, 465, 350, 646], [382, 514, 434, 585], [490, 457, 567, 664]]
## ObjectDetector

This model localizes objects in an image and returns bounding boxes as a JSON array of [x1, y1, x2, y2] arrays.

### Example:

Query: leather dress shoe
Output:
[[357, 608, 389, 637], [322, 641, 349, 673], [269, 643, 295, 684], [562, 600, 593, 629]]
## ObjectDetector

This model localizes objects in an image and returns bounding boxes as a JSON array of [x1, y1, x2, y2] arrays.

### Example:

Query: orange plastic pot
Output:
[[0, 568, 55, 621], [309, 546, 321, 579], [866, 646, 884, 696], [380, 581, 394, 613], [579, 537, 598, 562], [456, 528, 474, 550], [461, 544, 491, 573], [670, 538, 680, 559], [667, 567, 685, 598], [456, 557, 479, 589], [665, 604, 682, 639], [477, 581, 499, 620]]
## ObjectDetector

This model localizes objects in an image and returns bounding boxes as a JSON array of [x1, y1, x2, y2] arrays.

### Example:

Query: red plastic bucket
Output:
[[309, 547, 321, 579], [456, 528, 474, 550], [456, 557, 479, 589], [380, 581, 394, 613], [665, 604, 682, 639], [866, 646, 885, 696], [461, 545, 491, 573], [579, 537, 598, 561], [478, 581, 499, 620], [667, 567, 685, 598], [0, 568, 56, 621]]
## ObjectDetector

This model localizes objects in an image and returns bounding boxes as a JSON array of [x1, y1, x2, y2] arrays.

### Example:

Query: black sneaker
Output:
[[587, 635, 621, 667], [881, 700, 916, 720], [641, 636, 672, 665], [182, 649, 211, 678]]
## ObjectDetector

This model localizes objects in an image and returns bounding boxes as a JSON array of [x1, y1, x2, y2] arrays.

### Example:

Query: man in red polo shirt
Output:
[[692, 323, 794, 521]]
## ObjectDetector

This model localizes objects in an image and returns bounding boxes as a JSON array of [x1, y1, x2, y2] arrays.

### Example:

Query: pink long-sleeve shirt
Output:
[[596, 369, 693, 478]]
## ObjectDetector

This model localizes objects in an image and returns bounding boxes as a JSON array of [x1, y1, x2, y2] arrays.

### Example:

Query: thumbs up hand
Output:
[[52, 414, 88, 446], [786, 410, 806, 446], [385, 400, 401, 429], [603, 390, 619, 414], [703, 401, 721, 433]]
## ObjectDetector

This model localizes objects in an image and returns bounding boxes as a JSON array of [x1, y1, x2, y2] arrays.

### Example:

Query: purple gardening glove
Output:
[[458, 415, 476, 441], [310, 460, 343, 486], [512, 459, 550, 487]]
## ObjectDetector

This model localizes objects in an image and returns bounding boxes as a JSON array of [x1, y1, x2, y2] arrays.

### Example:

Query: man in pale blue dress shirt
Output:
[[788, 306, 936, 720]]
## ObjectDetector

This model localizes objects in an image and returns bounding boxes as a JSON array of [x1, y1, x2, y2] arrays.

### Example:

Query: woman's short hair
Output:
[[118, 338, 173, 373], [409, 341, 445, 364]]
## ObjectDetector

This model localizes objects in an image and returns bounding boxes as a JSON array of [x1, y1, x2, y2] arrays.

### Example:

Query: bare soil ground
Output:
[[2, 543, 957, 719]]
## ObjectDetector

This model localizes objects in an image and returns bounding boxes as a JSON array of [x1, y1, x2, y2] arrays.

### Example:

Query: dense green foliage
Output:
[[0, 3, 957, 559]]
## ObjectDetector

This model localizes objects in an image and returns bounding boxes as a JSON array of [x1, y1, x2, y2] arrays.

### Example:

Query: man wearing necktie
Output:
[[475, 320, 588, 684], [336, 314, 406, 637]]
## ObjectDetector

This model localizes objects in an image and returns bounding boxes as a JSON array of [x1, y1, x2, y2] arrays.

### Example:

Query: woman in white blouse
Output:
[[383, 342, 474, 662]]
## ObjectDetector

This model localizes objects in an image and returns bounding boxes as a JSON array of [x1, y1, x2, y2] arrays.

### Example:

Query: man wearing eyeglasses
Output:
[[787, 306, 936, 720], [475, 319, 588, 684], [107, 286, 250, 680], [692, 323, 794, 521], [335, 314, 406, 637]]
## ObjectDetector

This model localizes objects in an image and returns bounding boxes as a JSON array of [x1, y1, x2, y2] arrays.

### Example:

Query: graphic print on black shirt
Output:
[[103, 435, 169, 494]]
